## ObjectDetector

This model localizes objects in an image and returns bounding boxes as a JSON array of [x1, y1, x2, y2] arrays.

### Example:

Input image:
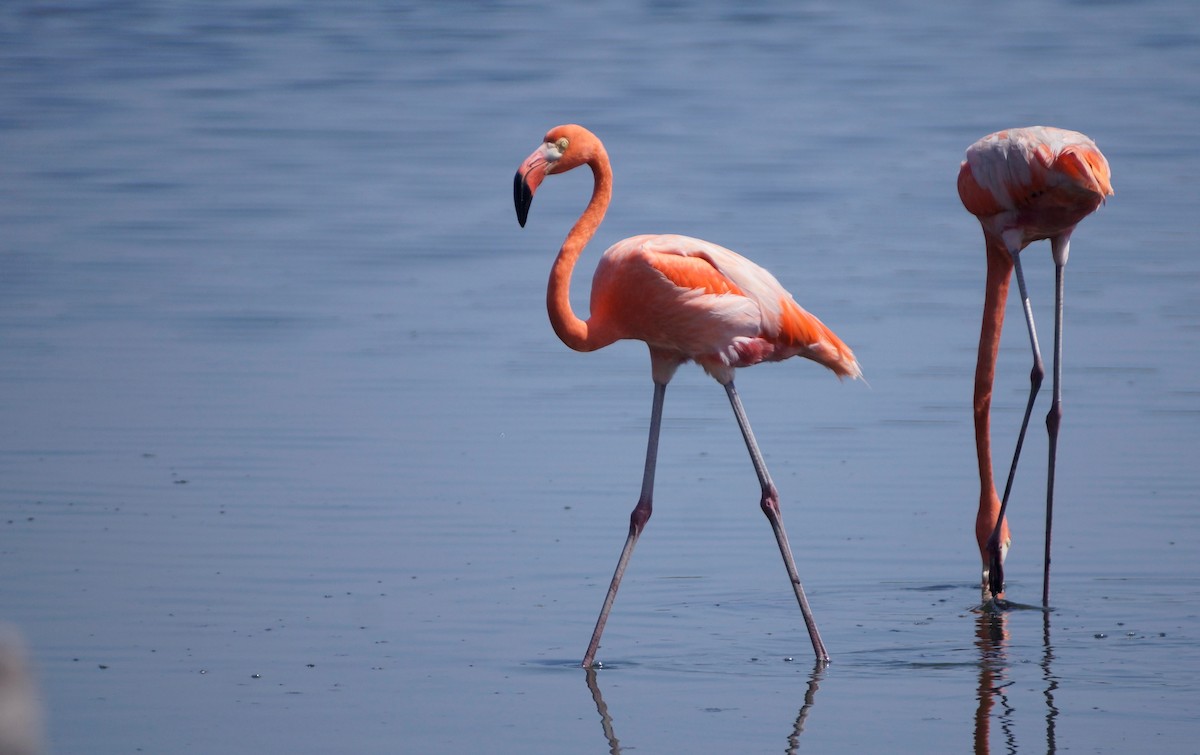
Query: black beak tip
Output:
[[987, 559, 1004, 598], [514, 171, 531, 227]]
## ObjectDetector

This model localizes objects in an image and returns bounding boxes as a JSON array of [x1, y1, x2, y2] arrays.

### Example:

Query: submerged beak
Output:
[[984, 530, 1009, 599], [514, 146, 550, 227]]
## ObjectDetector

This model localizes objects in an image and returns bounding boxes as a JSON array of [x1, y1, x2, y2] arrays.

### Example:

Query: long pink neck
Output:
[[546, 150, 615, 352], [973, 234, 1012, 555]]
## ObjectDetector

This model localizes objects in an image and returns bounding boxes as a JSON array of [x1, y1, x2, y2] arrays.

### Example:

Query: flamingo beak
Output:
[[514, 170, 534, 227], [514, 147, 550, 227], [986, 557, 1005, 599], [984, 533, 1009, 599]]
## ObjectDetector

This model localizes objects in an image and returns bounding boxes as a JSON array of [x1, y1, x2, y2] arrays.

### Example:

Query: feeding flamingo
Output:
[[514, 124, 861, 667], [958, 126, 1113, 604]]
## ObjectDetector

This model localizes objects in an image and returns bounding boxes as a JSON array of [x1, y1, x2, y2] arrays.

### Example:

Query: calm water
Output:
[[2, 1, 1198, 752]]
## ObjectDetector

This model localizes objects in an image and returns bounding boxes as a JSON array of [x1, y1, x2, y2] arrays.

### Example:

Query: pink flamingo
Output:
[[514, 124, 861, 667], [958, 126, 1113, 604]]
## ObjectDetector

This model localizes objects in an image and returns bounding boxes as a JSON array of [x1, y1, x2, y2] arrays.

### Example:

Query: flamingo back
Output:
[[958, 126, 1113, 221], [589, 234, 860, 382]]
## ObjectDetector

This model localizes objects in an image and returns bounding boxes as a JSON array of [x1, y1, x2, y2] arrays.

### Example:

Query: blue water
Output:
[[2, 1, 1198, 752]]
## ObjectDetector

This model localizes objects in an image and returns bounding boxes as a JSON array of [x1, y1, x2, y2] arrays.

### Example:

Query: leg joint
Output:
[[628, 499, 652, 536], [1045, 403, 1062, 433], [1030, 360, 1045, 388], [759, 485, 780, 518]]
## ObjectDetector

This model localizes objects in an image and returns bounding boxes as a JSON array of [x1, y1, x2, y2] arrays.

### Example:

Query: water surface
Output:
[[2, 1, 1198, 752]]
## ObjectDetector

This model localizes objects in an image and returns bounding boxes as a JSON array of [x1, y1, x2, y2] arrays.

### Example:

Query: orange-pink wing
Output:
[[958, 126, 1113, 219], [591, 234, 860, 379]]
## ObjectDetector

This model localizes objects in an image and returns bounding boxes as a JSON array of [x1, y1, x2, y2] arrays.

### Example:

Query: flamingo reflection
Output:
[[972, 607, 1059, 754], [973, 607, 1015, 753]]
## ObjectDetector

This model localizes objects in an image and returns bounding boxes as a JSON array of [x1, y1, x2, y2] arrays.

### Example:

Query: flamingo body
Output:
[[515, 124, 858, 665], [589, 234, 861, 384], [958, 126, 1112, 602], [959, 126, 1113, 248]]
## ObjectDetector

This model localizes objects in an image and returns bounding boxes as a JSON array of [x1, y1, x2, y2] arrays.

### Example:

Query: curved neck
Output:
[[974, 235, 1012, 548], [547, 150, 613, 352]]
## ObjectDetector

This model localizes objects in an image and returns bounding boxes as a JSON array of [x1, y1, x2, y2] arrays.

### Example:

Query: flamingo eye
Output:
[[542, 136, 569, 164]]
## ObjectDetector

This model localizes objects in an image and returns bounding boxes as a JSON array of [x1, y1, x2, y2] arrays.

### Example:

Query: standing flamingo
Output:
[[958, 126, 1113, 604], [514, 124, 860, 667]]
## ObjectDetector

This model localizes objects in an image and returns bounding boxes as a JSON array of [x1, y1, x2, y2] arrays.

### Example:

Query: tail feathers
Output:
[[1058, 145, 1114, 200], [777, 296, 862, 380]]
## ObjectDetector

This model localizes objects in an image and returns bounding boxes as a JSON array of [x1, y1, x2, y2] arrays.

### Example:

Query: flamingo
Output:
[[514, 124, 860, 667], [958, 126, 1113, 604]]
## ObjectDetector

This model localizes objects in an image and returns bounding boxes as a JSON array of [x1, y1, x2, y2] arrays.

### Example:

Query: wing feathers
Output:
[[592, 235, 859, 379]]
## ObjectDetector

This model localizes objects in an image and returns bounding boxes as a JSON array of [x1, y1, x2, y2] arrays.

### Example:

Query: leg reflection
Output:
[[584, 668, 621, 755], [785, 661, 824, 754], [583, 660, 825, 755], [1041, 611, 1059, 753]]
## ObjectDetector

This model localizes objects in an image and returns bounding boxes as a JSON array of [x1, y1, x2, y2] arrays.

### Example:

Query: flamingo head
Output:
[[514, 124, 601, 227], [977, 504, 1011, 599], [982, 536, 1010, 599]]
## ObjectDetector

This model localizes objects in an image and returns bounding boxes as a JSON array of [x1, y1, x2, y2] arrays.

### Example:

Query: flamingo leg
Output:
[[724, 381, 829, 663], [1042, 236, 1070, 606], [987, 249, 1046, 597], [582, 381, 666, 668]]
